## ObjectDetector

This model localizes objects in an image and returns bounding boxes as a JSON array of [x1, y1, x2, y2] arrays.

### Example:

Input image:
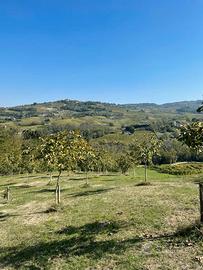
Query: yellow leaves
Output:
[[179, 122, 203, 151], [39, 130, 95, 172]]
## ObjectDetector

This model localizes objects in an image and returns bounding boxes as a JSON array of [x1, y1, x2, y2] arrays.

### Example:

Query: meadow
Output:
[[0, 167, 203, 270]]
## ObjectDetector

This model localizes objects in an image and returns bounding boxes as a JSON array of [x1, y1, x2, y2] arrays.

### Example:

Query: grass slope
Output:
[[0, 168, 203, 270]]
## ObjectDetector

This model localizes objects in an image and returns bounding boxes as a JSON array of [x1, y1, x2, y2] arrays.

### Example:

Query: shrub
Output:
[[153, 163, 203, 175]]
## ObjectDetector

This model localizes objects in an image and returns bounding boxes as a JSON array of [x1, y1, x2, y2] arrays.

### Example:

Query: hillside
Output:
[[0, 99, 202, 136]]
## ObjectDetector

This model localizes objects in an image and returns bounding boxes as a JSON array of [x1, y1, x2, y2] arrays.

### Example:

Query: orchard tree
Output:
[[116, 154, 132, 174], [40, 130, 93, 204], [179, 104, 203, 222], [0, 128, 22, 175], [77, 145, 95, 185], [130, 133, 161, 182], [90, 144, 117, 174], [20, 144, 36, 174], [179, 122, 203, 152], [91, 146, 108, 173]]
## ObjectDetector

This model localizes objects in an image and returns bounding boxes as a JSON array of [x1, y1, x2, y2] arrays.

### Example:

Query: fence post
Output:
[[199, 183, 203, 223]]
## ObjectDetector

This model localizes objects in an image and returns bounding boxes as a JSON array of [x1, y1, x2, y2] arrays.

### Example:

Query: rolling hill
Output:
[[0, 99, 202, 139]]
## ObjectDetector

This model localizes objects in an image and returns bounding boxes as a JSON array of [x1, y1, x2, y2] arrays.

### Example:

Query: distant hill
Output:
[[0, 99, 202, 118], [122, 100, 202, 113], [0, 99, 202, 137]]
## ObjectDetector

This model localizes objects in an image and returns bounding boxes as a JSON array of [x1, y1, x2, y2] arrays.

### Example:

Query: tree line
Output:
[[0, 125, 202, 177]]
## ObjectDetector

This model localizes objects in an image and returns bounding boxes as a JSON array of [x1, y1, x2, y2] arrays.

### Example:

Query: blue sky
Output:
[[0, 0, 203, 106]]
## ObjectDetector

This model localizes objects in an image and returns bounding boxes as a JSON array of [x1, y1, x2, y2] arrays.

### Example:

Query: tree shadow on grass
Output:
[[30, 188, 69, 194], [135, 182, 152, 187], [101, 173, 119, 177], [0, 221, 202, 269], [173, 221, 203, 239], [56, 220, 123, 236], [0, 212, 19, 222], [102, 179, 116, 182], [69, 188, 114, 197], [32, 188, 56, 193], [13, 184, 33, 189], [0, 211, 10, 222], [0, 182, 16, 188], [68, 176, 96, 181]]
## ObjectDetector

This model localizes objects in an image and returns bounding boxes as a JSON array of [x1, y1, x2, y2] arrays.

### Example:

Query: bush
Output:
[[153, 163, 203, 175]]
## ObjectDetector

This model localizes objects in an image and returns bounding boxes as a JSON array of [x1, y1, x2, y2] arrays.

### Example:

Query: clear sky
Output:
[[0, 0, 203, 106]]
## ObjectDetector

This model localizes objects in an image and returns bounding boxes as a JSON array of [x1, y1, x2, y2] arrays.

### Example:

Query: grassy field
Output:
[[0, 168, 203, 270]]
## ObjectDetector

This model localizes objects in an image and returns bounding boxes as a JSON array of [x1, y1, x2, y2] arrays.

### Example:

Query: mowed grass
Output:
[[0, 168, 203, 270]]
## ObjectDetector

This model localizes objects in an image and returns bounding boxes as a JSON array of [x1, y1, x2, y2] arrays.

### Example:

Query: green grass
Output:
[[0, 168, 203, 269]]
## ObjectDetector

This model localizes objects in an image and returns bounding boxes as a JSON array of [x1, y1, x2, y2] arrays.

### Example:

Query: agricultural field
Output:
[[0, 167, 203, 270]]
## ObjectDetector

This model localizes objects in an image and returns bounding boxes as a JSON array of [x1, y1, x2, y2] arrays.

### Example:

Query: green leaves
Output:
[[116, 154, 132, 174], [39, 130, 94, 173], [179, 122, 203, 152], [130, 133, 161, 165]]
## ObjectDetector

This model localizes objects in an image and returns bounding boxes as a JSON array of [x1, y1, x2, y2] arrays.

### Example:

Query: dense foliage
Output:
[[0, 99, 203, 176]]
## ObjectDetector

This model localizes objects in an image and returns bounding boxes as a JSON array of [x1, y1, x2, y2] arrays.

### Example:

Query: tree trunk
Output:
[[86, 171, 88, 185], [48, 173, 52, 185], [55, 185, 58, 204], [144, 162, 147, 182], [199, 183, 203, 223], [58, 183, 61, 204], [6, 186, 10, 201], [55, 171, 61, 204]]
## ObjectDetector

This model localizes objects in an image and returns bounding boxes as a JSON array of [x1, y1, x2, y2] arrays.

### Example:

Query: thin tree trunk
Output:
[[199, 183, 203, 223], [48, 173, 52, 185], [58, 184, 61, 204], [6, 186, 10, 201], [133, 168, 136, 178], [55, 185, 58, 204], [55, 171, 61, 204], [144, 162, 147, 182], [86, 171, 88, 185]]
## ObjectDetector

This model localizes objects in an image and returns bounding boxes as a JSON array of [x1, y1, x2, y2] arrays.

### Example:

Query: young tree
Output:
[[40, 131, 93, 204], [20, 144, 36, 175], [130, 133, 161, 182], [77, 145, 95, 185], [179, 105, 203, 222], [90, 144, 117, 174], [0, 128, 22, 175], [116, 154, 132, 174]]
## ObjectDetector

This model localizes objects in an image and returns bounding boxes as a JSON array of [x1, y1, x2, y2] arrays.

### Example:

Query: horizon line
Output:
[[0, 97, 202, 109]]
